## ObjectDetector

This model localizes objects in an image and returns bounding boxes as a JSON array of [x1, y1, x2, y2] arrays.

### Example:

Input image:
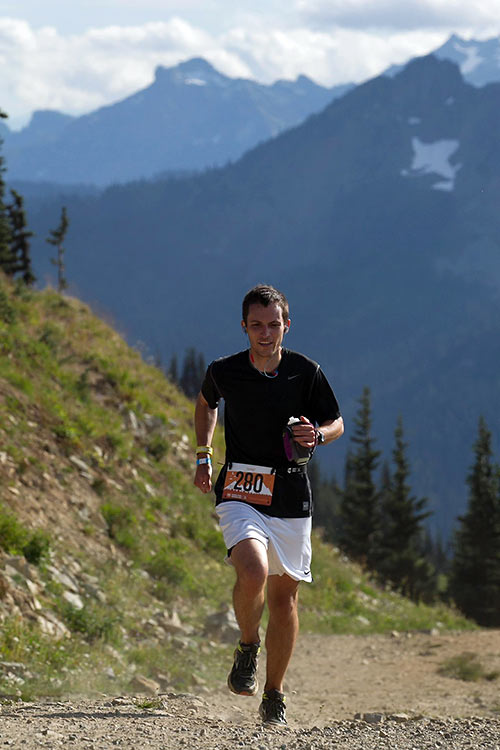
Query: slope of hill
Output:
[[20, 54, 500, 539], [2, 58, 351, 186], [0, 275, 469, 698]]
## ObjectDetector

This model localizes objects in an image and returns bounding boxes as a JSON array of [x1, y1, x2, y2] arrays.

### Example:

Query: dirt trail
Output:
[[1, 630, 500, 749], [206, 629, 500, 726]]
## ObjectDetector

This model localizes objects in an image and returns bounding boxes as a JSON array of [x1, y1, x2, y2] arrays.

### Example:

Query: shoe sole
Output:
[[259, 710, 287, 726], [227, 674, 258, 696]]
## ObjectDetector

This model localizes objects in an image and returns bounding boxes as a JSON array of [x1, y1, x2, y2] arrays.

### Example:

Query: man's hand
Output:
[[194, 462, 212, 493], [291, 416, 317, 448]]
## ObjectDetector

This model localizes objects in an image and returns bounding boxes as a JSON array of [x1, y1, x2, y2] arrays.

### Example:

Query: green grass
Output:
[[134, 698, 164, 710], [299, 533, 472, 634], [438, 652, 500, 682], [0, 504, 50, 564]]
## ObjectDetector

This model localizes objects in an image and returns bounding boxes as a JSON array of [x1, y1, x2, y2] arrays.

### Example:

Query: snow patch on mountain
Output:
[[401, 137, 461, 191], [452, 41, 483, 75]]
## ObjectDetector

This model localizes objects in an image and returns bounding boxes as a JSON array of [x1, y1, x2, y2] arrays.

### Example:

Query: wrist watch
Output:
[[315, 429, 325, 445]]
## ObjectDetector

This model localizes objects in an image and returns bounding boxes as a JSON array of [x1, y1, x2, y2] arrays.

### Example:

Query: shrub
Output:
[[438, 651, 499, 682], [60, 602, 119, 643], [0, 287, 16, 324], [23, 530, 51, 565], [0, 506, 50, 565], [101, 502, 138, 550], [0, 506, 29, 553], [146, 435, 169, 461]]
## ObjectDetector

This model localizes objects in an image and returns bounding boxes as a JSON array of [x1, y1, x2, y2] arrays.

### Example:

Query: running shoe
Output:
[[259, 689, 287, 725], [227, 641, 260, 696]]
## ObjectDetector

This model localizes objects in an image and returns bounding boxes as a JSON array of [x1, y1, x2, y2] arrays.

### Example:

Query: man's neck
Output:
[[249, 347, 283, 374]]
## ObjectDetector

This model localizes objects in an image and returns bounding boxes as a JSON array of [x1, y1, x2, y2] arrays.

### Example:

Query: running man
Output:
[[193, 284, 343, 725]]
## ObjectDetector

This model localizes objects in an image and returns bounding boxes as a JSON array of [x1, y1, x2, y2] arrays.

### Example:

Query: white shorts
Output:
[[215, 501, 313, 583]]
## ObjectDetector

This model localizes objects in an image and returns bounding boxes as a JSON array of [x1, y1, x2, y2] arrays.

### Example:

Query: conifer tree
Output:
[[0, 109, 12, 274], [6, 189, 35, 284], [373, 416, 433, 600], [46, 206, 69, 292], [168, 353, 179, 384], [339, 387, 380, 566], [179, 347, 206, 399], [450, 417, 500, 625], [310, 460, 342, 544]]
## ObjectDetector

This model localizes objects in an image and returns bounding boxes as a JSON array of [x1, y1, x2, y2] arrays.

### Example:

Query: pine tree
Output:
[[46, 206, 69, 292], [6, 189, 35, 284], [168, 353, 179, 384], [450, 417, 500, 625], [339, 387, 380, 566], [0, 109, 12, 274], [179, 347, 206, 399], [373, 416, 433, 600], [310, 460, 342, 544]]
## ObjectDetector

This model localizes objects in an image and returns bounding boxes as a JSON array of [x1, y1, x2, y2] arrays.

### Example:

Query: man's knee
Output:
[[237, 558, 268, 592], [232, 540, 268, 592]]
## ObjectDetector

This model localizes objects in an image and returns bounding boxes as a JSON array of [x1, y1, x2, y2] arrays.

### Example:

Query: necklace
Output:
[[249, 351, 279, 378]]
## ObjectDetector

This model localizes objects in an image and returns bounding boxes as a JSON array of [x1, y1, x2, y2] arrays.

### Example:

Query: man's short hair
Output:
[[242, 284, 289, 324]]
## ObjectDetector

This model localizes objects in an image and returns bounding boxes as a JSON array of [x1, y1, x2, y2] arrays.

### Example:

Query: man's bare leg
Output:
[[264, 574, 300, 692], [230, 538, 268, 643]]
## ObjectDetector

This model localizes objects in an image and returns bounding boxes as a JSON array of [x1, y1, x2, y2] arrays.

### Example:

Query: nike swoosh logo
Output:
[[288, 374, 301, 380]]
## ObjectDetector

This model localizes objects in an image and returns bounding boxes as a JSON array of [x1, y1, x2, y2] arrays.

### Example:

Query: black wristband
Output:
[[315, 429, 325, 445]]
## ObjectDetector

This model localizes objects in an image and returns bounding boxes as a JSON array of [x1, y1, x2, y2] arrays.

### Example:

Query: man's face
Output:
[[242, 302, 290, 360]]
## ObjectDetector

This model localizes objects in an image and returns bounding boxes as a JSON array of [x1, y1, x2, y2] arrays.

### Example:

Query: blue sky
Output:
[[1, 1, 499, 127]]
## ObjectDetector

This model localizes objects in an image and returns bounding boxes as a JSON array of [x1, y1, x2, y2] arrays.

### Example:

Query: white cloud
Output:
[[0, 17, 253, 122], [222, 25, 446, 84], [0, 10, 498, 127], [296, 0, 500, 31]]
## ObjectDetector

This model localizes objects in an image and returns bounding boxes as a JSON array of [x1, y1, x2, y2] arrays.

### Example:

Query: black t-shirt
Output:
[[201, 348, 341, 518]]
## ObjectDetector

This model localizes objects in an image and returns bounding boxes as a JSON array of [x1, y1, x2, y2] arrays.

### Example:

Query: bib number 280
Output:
[[222, 463, 275, 506]]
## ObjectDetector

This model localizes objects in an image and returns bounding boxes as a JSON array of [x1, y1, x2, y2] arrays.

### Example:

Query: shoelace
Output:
[[237, 648, 258, 673], [264, 695, 286, 721]]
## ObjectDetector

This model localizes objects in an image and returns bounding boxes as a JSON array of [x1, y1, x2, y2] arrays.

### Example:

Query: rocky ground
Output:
[[1, 629, 500, 749]]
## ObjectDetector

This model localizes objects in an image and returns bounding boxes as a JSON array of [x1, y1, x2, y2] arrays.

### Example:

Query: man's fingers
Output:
[[194, 465, 212, 493]]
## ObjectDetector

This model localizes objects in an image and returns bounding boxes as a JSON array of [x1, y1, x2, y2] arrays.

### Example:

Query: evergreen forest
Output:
[[311, 386, 500, 626]]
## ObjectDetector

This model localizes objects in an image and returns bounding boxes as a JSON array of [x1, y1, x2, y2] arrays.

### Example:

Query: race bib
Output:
[[222, 463, 275, 506]]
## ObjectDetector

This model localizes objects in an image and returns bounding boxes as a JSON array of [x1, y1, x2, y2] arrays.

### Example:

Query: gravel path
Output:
[[0, 695, 500, 750], [2, 630, 500, 748]]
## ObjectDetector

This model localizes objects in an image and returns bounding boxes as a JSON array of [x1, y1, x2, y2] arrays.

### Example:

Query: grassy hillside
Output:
[[0, 275, 472, 699]]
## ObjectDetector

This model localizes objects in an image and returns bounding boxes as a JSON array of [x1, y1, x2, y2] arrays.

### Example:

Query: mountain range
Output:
[[2, 34, 500, 188], [1, 58, 351, 186], [19, 51, 500, 540]]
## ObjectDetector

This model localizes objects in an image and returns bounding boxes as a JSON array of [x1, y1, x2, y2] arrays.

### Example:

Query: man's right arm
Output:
[[193, 391, 218, 494]]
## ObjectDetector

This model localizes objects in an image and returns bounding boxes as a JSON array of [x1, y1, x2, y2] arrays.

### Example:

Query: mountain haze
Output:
[[3, 58, 350, 186], [3, 34, 500, 189]]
